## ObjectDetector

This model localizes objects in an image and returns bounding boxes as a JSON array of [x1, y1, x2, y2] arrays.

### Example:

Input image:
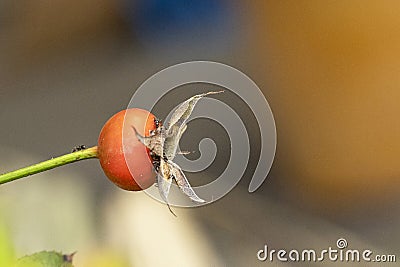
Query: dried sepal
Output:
[[157, 159, 176, 216], [132, 91, 223, 213], [166, 90, 224, 130], [132, 126, 164, 157], [163, 91, 222, 159], [169, 161, 205, 203]]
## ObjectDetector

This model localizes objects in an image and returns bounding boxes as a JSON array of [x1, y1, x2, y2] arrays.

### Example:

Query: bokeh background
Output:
[[1, 1, 400, 266]]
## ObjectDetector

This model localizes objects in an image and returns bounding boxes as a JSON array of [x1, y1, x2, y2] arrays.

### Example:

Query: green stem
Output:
[[0, 146, 98, 185]]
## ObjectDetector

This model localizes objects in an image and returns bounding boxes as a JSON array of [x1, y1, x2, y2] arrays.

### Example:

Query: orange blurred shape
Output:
[[248, 1, 400, 214]]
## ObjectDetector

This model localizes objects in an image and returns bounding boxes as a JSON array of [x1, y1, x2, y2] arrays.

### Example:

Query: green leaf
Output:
[[0, 218, 15, 266], [16, 251, 74, 267]]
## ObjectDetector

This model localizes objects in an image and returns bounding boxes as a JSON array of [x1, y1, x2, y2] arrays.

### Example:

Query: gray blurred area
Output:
[[1, 1, 400, 266]]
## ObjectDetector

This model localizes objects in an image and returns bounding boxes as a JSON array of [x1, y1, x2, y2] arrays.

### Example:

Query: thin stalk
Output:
[[0, 146, 98, 185]]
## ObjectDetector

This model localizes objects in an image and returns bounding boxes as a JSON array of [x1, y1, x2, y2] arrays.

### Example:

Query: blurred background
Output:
[[1, 0, 400, 266]]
